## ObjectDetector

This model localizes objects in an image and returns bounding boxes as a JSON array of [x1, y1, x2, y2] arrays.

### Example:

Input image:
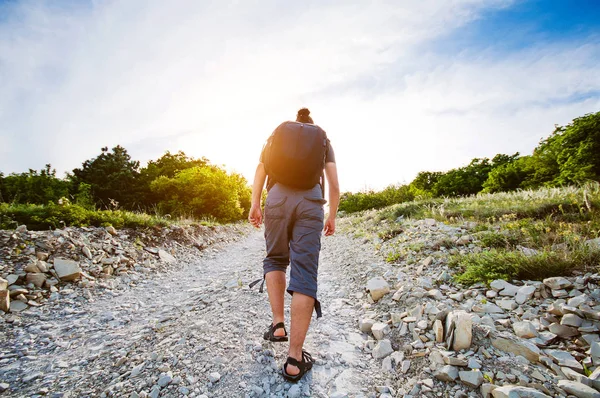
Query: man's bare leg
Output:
[[265, 270, 286, 337], [286, 292, 315, 375]]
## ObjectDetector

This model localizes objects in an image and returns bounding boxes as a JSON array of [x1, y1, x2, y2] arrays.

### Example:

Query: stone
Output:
[[513, 321, 538, 338], [481, 384, 497, 398], [434, 319, 444, 343], [36, 252, 49, 261], [26, 273, 46, 288], [158, 249, 176, 264], [446, 310, 472, 351], [591, 342, 600, 365], [491, 333, 540, 362], [589, 367, 600, 390], [549, 322, 579, 338], [497, 299, 517, 311], [208, 372, 221, 383], [106, 225, 117, 235], [428, 289, 444, 300], [6, 275, 18, 285], [24, 262, 41, 273], [53, 258, 82, 281], [36, 261, 48, 273], [372, 340, 393, 359], [516, 285, 536, 304], [468, 357, 481, 369], [459, 370, 484, 388], [491, 385, 551, 398], [16, 224, 27, 233], [366, 277, 390, 301], [0, 278, 7, 290], [371, 323, 390, 340], [435, 365, 458, 382], [552, 289, 569, 298], [157, 374, 172, 387], [561, 313, 583, 327], [9, 300, 28, 312], [287, 384, 301, 398], [557, 380, 600, 398], [472, 303, 504, 314], [543, 277, 572, 290], [0, 383, 8, 393], [359, 318, 376, 333], [546, 349, 583, 371], [0, 290, 9, 312], [401, 360, 411, 373], [82, 246, 93, 260], [568, 295, 589, 308]]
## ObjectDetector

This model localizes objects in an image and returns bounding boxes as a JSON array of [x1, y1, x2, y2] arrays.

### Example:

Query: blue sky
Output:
[[0, 0, 599, 192]]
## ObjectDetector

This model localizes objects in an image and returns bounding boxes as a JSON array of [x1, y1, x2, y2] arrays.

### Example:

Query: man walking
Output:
[[248, 108, 339, 382]]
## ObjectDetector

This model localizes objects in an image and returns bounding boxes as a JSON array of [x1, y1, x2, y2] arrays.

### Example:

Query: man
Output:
[[248, 108, 339, 382]]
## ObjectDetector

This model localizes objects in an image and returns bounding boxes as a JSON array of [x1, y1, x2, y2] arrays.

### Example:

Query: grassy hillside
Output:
[[340, 183, 600, 285]]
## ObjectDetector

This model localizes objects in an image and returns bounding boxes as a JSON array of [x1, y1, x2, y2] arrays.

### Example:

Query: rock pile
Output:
[[353, 218, 600, 397], [0, 223, 244, 317]]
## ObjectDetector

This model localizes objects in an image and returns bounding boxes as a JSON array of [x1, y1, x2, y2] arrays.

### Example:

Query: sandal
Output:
[[263, 322, 288, 342], [282, 350, 314, 383]]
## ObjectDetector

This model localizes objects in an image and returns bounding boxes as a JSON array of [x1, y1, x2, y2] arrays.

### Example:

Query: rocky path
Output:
[[1, 230, 386, 398]]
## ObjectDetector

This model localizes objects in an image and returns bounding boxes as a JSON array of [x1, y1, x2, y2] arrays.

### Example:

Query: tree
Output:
[[0, 165, 69, 204], [71, 146, 141, 209]]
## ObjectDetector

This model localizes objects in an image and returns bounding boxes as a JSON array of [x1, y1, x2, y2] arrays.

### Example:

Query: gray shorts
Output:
[[263, 183, 325, 317]]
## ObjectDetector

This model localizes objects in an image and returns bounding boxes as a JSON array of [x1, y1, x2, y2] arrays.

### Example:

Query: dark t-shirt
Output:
[[259, 128, 335, 190]]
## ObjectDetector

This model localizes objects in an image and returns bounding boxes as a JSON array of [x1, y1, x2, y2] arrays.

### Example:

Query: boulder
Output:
[[515, 285, 536, 304], [0, 290, 9, 313], [366, 277, 390, 302], [491, 385, 550, 398], [435, 365, 458, 382], [106, 226, 117, 235], [158, 249, 176, 264], [561, 314, 583, 327], [557, 380, 600, 398], [53, 259, 82, 281], [359, 318, 376, 333], [545, 349, 583, 371], [459, 370, 484, 388], [549, 323, 579, 338], [446, 310, 472, 351], [491, 332, 540, 363], [372, 339, 393, 359], [513, 321, 538, 339], [0, 278, 7, 291], [543, 277, 572, 290], [371, 323, 390, 340], [25, 273, 46, 288]]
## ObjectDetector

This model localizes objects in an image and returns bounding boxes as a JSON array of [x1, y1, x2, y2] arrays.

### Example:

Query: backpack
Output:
[[262, 121, 328, 190]]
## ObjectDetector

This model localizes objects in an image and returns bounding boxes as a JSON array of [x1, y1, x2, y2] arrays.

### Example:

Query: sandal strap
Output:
[[285, 350, 314, 371], [273, 322, 285, 331]]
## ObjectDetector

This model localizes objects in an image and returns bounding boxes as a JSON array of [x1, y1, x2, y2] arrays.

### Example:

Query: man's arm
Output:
[[249, 163, 267, 228], [324, 162, 339, 236]]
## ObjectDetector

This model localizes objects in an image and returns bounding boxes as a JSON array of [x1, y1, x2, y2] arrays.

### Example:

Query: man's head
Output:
[[296, 108, 314, 124]]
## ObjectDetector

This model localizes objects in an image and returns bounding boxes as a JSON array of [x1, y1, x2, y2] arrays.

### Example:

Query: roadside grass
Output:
[[341, 183, 600, 285], [449, 245, 600, 285], [0, 202, 219, 230]]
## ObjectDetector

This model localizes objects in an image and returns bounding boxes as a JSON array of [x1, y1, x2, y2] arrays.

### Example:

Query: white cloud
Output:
[[0, 0, 598, 192]]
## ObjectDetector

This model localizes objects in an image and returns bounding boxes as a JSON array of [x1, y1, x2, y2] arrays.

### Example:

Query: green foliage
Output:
[[450, 246, 600, 285], [339, 184, 414, 213], [71, 146, 141, 209], [150, 165, 251, 222], [0, 202, 171, 230], [476, 231, 519, 249], [0, 164, 70, 204]]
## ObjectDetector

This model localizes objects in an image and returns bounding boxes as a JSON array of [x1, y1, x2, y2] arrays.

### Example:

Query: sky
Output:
[[0, 0, 599, 192]]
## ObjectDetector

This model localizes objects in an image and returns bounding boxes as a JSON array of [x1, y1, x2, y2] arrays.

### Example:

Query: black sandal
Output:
[[263, 322, 288, 342], [282, 350, 314, 383]]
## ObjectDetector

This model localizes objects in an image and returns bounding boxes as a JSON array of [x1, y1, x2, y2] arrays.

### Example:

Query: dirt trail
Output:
[[1, 230, 386, 398]]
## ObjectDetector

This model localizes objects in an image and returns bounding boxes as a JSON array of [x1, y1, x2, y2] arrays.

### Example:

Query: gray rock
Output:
[[359, 318, 376, 333], [497, 299, 517, 310], [208, 372, 221, 383], [543, 277, 572, 290], [287, 384, 301, 398], [106, 225, 117, 235], [491, 385, 551, 397], [445, 310, 472, 351], [516, 285, 536, 304], [557, 380, 600, 398], [549, 322, 579, 338], [472, 303, 504, 314], [372, 340, 393, 359], [435, 365, 459, 382], [366, 277, 390, 301], [9, 300, 28, 312], [459, 370, 484, 388], [157, 374, 172, 387], [491, 333, 540, 362], [513, 321, 538, 338], [0, 383, 9, 393], [561, 313, 583, 327], [546, 349, 583, 371], [371, 322, 390, 340], [568, 294, 589, 308], [158, 249, 176, 264], [401, 360, 411, 373], [53, 258, 82, 281]]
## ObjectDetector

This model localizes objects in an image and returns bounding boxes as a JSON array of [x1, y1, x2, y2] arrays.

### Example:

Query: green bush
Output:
[[0, 202, 171, 230], [339, 184, 414, 213], [450, 246, 600, 285]]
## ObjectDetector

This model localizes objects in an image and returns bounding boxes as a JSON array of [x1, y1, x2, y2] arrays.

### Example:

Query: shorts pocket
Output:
[[265, 196, 287, 219], [304, 197, 327, 205], [266, 196, 287, 209]]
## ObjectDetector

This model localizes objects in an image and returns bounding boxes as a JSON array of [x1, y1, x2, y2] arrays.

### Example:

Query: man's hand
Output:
[[324, 216, 335, 236], [248, 204, 263, 228]]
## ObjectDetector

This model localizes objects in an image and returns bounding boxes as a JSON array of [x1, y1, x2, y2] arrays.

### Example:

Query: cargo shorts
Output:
[[263, 183, 325, 318]]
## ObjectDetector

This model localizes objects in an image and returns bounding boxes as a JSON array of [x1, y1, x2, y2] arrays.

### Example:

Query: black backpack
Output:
[[262, 121, 328, 190]]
